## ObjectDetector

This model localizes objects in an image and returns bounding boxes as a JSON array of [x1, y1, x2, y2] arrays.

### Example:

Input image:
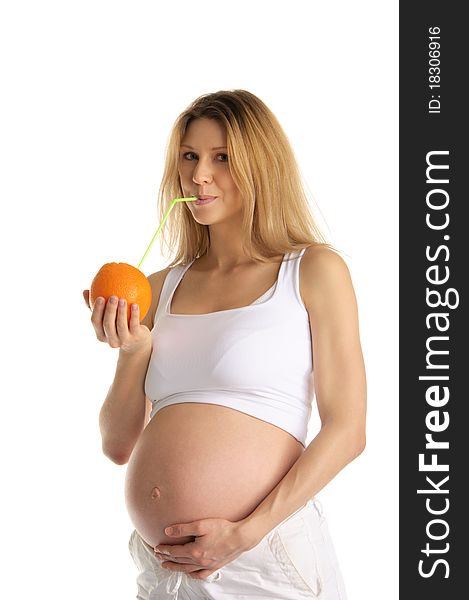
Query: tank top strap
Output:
[[154, 260, 194, 323], [274, 247, 307, 307]]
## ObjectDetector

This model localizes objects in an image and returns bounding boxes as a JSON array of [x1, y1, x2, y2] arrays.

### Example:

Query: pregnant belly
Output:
[[124, 402, 304, 548]]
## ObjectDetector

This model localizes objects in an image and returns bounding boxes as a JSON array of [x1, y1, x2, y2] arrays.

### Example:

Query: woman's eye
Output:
[[181, 152, 228, 162]]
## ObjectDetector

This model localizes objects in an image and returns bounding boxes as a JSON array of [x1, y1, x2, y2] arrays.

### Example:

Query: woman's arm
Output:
[[97, 267, 171, 464], [239, 245, 367, 546], [99, 349, 153, 464]]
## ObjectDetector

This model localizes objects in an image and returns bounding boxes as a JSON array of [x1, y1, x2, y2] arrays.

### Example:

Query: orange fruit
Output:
[[90, 262, 152, 322]]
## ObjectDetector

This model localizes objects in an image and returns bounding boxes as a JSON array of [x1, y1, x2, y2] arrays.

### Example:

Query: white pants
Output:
[[128, 498, 347, 599]]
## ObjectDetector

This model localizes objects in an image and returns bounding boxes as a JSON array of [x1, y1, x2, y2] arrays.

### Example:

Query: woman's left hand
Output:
[[153, 517, 255, 580]]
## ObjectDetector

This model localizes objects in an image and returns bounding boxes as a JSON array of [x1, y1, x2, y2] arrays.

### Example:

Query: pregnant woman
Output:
[[84, 90, 366, 599]]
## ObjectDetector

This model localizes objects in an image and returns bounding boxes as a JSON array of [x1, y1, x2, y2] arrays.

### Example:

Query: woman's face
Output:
[[178, 118, 243, 226]]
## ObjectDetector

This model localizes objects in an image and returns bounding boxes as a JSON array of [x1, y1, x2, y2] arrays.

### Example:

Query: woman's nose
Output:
[[192, 158, 213, 184]]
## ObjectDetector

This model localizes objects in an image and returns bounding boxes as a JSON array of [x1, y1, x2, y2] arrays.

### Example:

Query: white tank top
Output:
[[145, 249, 314, 445]]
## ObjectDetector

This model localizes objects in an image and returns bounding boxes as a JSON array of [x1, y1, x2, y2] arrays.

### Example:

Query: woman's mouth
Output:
[[195, 196, 217, 206]]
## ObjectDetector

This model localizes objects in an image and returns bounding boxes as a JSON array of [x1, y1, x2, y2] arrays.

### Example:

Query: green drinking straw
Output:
[[137, 197, 196, 270]]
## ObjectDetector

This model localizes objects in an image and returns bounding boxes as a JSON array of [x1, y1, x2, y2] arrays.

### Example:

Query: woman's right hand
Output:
[[83, 290, 152, 355]]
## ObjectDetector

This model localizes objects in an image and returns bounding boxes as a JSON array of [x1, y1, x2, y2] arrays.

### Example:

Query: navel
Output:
[[150, 486, 161, 500]]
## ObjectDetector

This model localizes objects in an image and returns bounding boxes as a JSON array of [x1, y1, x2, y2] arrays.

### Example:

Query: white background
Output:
[[0, 1, 398, 598]]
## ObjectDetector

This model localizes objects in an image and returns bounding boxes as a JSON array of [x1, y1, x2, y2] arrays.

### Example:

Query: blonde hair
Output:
[[157, 89, 332, 266]]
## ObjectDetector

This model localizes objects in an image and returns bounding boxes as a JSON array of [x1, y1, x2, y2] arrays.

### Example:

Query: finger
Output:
[[83, 289, 91, 309], [161, 562, 204, 573], [156, 555, 199, 565], [190, 569, 217, 580], [102, 296, 120, 347], [155, 542, 198, 559], [165, 523, 203, 537], [90, 296, 106, 340], [128, 302, 140, 333], [115, 298, 129, 339]]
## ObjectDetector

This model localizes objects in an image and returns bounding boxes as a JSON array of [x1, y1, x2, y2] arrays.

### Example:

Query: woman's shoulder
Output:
[[147, 262, 194, 298], [299, 244, 354, 310], [140, 266, 174, 330], [301, 243, 348, 269], [148, 263, 181, 284]]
